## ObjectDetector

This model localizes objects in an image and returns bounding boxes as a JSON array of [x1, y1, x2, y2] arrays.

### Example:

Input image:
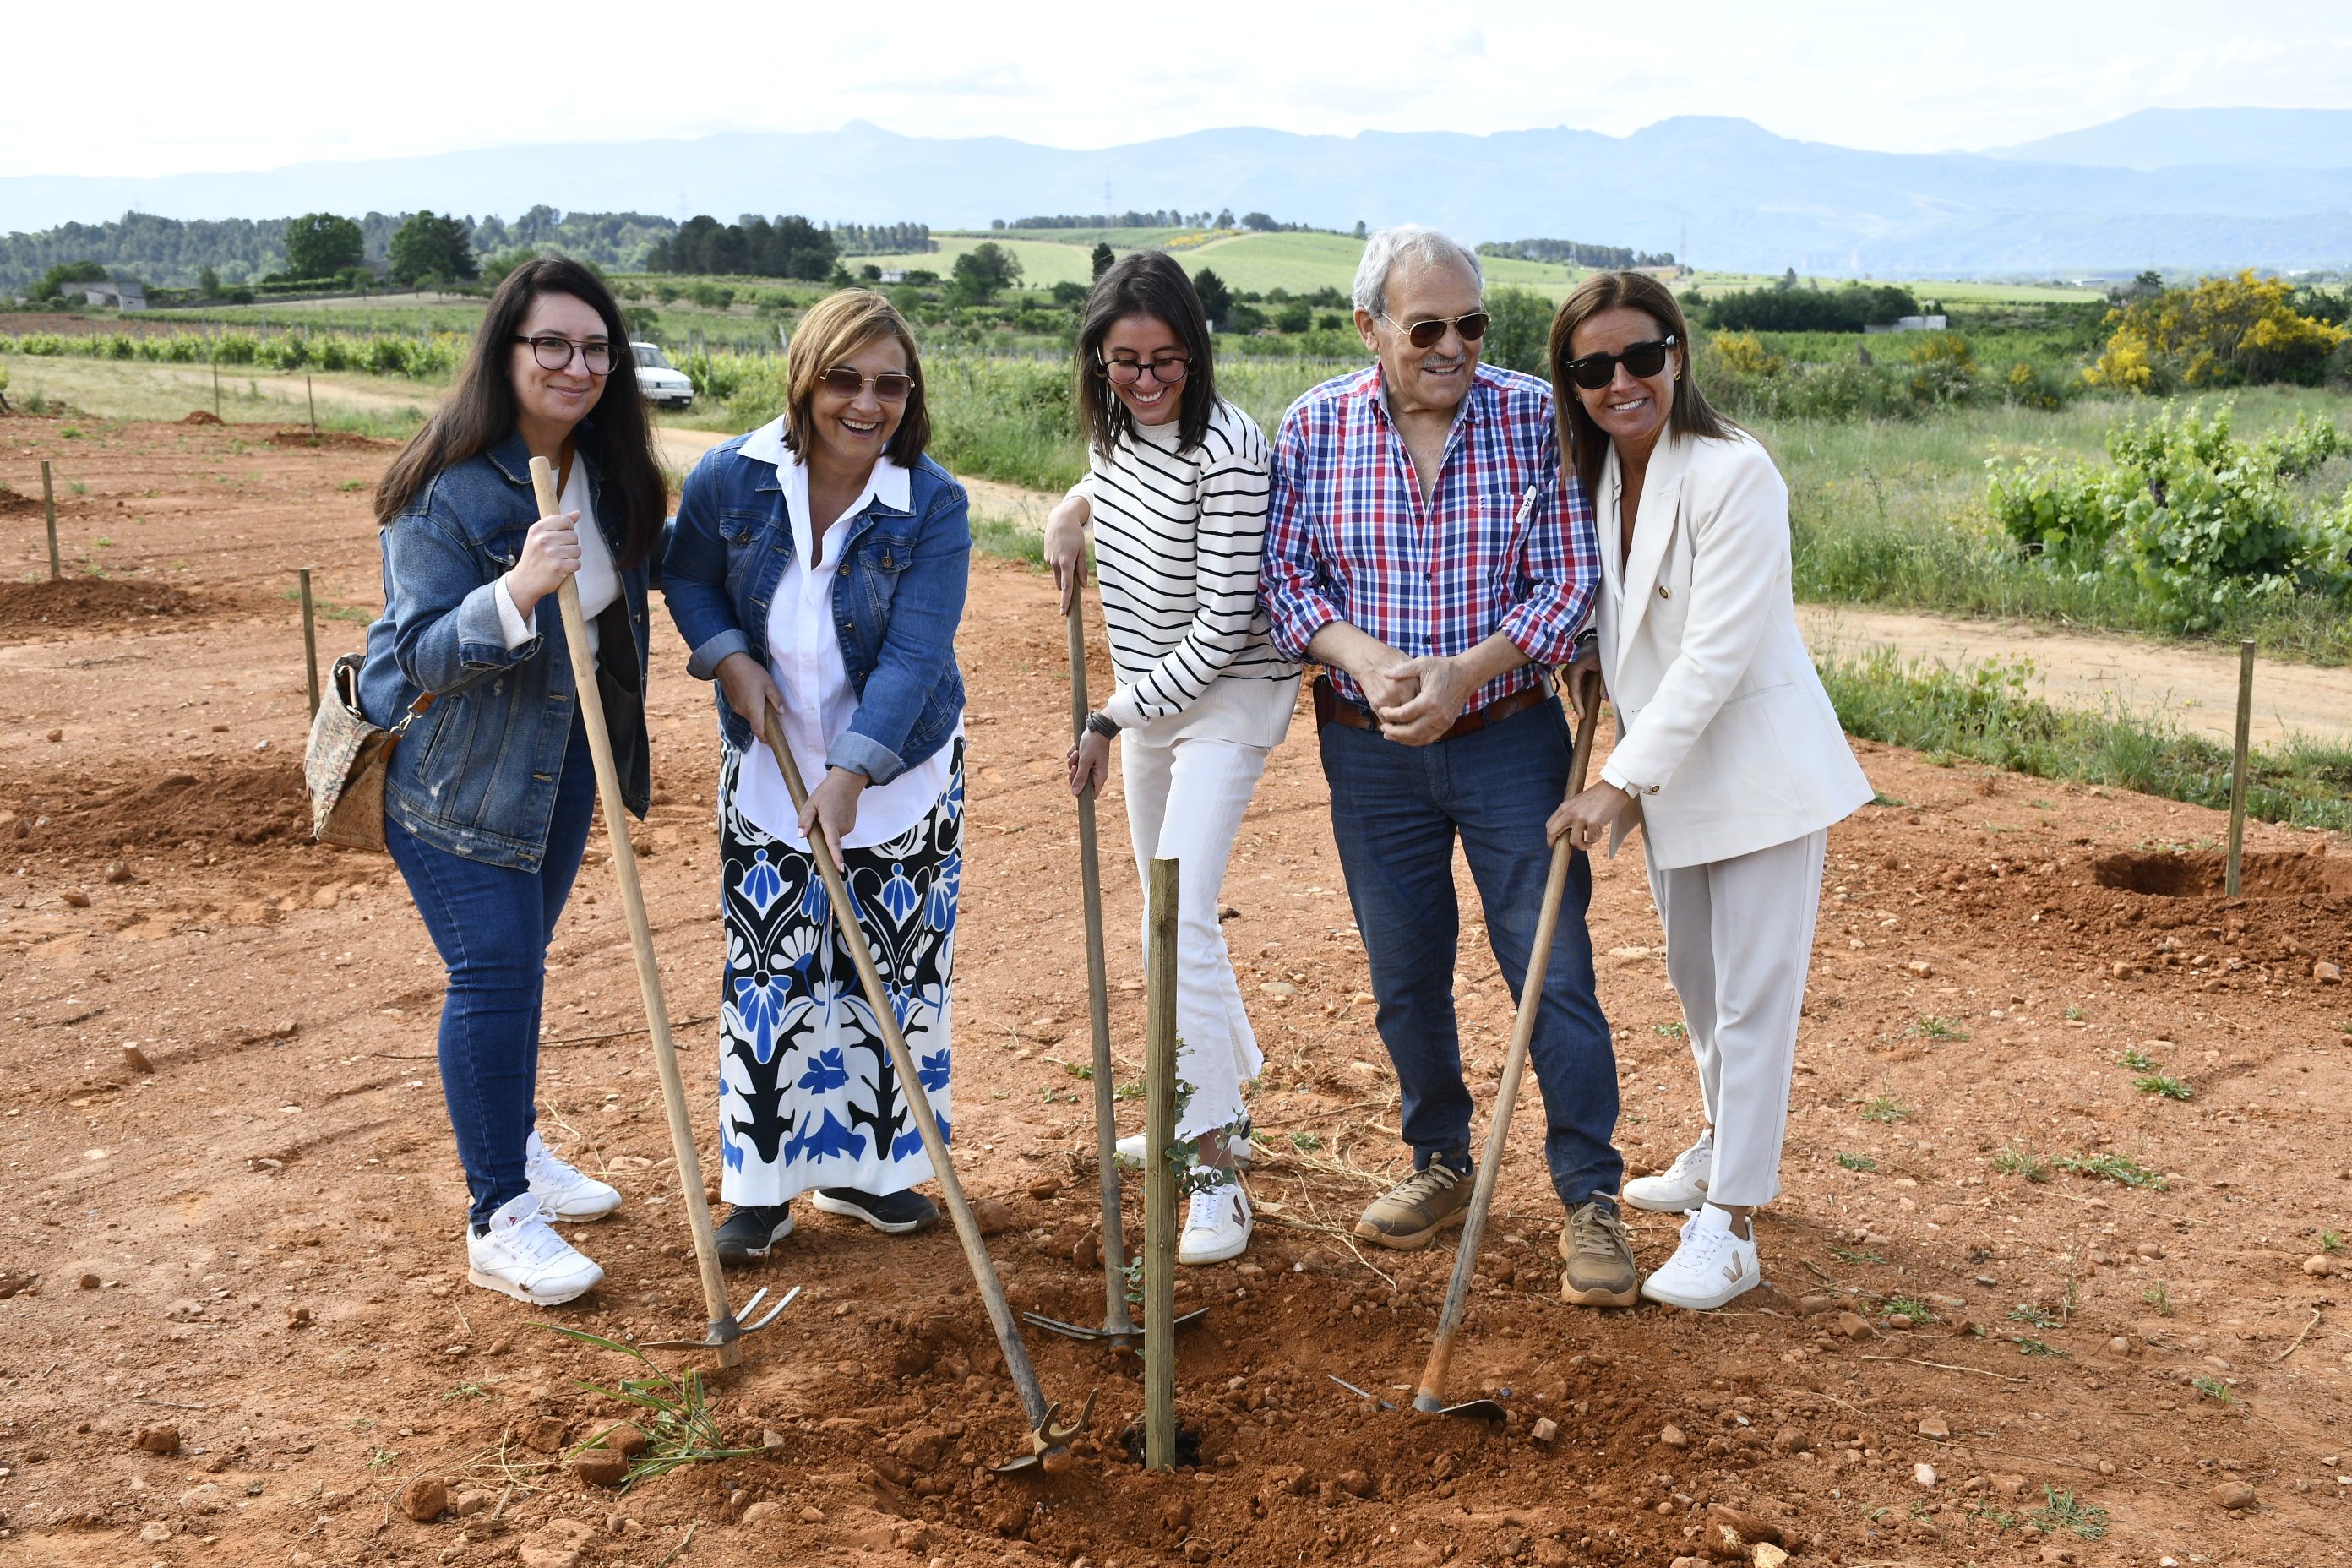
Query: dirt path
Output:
[[1, 414, 2346, 1568]]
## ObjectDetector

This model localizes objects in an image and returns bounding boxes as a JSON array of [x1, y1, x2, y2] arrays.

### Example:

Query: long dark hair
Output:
[[1074, 252, 1217, 456], [375, 257, 666, 569], [1547, 270, 1738, 504]]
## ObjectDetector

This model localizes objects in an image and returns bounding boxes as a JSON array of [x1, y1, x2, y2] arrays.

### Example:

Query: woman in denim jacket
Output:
[[358, 258, 667, 1305], [664, 290, 971, 1264]]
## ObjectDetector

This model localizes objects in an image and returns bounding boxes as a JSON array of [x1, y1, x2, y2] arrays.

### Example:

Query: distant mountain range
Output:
[[6, 109, 2350, 277]]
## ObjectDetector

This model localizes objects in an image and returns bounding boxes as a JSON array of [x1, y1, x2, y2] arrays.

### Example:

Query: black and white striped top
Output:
[[1083, 398, 1301, 746]]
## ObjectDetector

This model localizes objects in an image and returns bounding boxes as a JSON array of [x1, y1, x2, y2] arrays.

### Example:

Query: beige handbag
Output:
[[303, 654, 430, 852]]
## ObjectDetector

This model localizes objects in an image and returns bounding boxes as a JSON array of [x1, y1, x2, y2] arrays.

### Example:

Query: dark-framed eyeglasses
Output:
[[1097, 354, 1190, 387], [513, 335, 618, 374], [819, 367, 916, 402], [1559, 335, 1679, 391], [1380, 311, 1489, 349]]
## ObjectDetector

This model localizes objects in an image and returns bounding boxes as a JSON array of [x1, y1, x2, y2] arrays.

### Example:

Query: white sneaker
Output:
[[1638, 1203, 1759, 1311], [466, 1194, 605, 1305], [1624, 1128, 1713, 1213], [525, 1130, 622, 1220], [1177, 1179, 1252, 1266], [1114, 1118, 1253, 1169]]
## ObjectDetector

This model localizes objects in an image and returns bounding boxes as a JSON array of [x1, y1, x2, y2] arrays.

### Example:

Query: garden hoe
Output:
[[757, 700, 1094, 1473], [1021, 596, 1207, 1351], [1406, 678, 1603, 1422], [528, 455, 790, 1364]]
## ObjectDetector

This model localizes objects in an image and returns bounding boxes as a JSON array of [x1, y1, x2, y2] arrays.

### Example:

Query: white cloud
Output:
[[2, 0, 2345, 178]]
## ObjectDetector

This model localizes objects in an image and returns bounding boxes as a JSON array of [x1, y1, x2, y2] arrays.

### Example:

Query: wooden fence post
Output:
[[2226, 641, 2254, 899]]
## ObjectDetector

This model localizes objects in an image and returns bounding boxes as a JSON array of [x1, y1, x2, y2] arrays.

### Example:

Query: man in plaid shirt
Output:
[[1262, 226, 1636, 1307]]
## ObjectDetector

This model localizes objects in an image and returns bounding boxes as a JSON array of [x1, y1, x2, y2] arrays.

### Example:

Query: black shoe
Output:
[[808, 1186, 939, 1235], [715, 1204, 792, 1267]]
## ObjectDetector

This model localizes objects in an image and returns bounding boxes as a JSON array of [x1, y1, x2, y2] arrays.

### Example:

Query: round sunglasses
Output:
[[1380, 311, 1489, 350], [1558, 335, 1678, 391]]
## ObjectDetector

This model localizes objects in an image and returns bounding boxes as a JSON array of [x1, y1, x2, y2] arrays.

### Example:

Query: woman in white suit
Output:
[[1544, 271, 1872, 1310]]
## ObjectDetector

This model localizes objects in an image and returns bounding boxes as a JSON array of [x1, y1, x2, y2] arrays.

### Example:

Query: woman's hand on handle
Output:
[[1547, 779, 1633, 852], [503, 510, 582, 619], [1046, 492, 1092, 615], [716, 652, 786, 730], [1067, 730, 1113, 798], [1566, 642, 1605, 718], [800, 766, 868, 865]]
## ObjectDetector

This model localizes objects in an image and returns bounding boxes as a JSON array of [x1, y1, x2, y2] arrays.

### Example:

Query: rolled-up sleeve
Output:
[[1260, 404, 1342, 662], [1496, 464, 1598, 668], [662, 451, 748, 681], [383, 509, 542, 694]]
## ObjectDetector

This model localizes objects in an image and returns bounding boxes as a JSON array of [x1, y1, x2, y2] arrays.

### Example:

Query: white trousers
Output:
[[1120, 732, 1269, 1141], [1644, 828, 1828, 1207]]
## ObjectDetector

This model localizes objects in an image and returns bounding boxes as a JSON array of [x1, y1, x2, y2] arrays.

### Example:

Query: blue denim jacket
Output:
[[357, 428, 653, 871], [662, 419, 969, 781]]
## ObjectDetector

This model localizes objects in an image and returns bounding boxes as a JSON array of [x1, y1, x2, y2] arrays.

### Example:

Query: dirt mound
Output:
[[10, 757, 311, 860], [180, 409, 224, 424], [269, 427, 393, 450], [2093, 847, 2350, 899], [0, 487, 43, 514], [0, 576, 200, 634]]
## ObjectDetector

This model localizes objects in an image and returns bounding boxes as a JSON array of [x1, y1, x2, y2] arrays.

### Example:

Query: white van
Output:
[[630, 341, 695, 411]]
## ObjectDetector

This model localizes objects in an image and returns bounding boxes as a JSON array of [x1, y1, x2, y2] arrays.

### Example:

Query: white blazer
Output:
[[1593, 427, 1872, 871]]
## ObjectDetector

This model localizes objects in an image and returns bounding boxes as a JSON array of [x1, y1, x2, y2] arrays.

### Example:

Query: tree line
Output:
[[1478, 238, 1677, 269], [997, 210, 1326, 234]]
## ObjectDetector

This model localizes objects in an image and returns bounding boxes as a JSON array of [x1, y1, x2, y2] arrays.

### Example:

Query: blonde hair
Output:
[[784, 289, 929, 463]]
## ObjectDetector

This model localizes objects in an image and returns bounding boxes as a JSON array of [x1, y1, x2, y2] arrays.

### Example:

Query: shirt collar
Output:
[[1360, 362, 1493, 433], [743, 416, 914, 514]]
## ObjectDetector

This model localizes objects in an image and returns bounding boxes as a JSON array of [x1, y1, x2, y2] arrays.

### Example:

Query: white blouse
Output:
[[728, 418, 961, 849], [495, 457, 618, 657]]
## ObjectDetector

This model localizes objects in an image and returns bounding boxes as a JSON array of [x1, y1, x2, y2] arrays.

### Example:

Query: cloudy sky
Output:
[[8, 1, 2347, 177]]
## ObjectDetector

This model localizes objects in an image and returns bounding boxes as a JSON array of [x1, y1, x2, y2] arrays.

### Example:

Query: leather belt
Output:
[[1312, 676, 1547, 742]]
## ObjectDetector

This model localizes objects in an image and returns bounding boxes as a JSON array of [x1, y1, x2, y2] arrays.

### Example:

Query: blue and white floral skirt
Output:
[[713, 741, 962, 1207]]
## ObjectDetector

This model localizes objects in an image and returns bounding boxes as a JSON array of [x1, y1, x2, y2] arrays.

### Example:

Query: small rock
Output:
[[2211, 1480, 2257, 1511], [1885, 1312, 1914, 1331], [1914, 1462, 1939, 1487], [45, 729, 62, 743], [607, 1424, 647, 1456], [799, 1505, 826, 1523], [1659, 1423, 1690, 1449], [178, 1482, 226, 1515], [741, 1500, 784, 1526], [2108, 1335, 2132, 1354], [1026, 1175, 1063, 1201], [1753, 1546, 1790, 1568], [1918, 1414, 1951, 1440], [399, 1476, 448, 1522], [1831, 1311, 1872, 1340], [1530, 1418, 1559, 1445], [134, 1424, 181, 1454], [105, 859, 133, 883], [286, 1305, 311, 1329], [452, 1489, 496, 1517], [122, 1044, 153, 1073], [62, 889, 90, 908], [521, 1415, 567, 1453], [140, 1522, 172, 1544], [1905, 961, 1934, 977], [2314, 961, 2343, 985], [2302, 1255, 2335, 1277], [1337, 1469, 1373, 1497], [970, 1197, 1016, 1235], [1183, 1541, 1214, 1565], [571, 1446, 629, 1488], [1797, 1293, 1839, 1315], [760, 1428, 788, 1451], [1772, 1426, 1810, 1454], [79, 1272, 100, 1290]]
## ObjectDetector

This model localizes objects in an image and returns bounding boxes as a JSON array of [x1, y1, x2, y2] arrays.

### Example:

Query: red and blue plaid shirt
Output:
[[1262, 362, 1598, 716]]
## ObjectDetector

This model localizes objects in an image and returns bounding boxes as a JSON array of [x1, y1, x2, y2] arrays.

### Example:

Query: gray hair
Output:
[[1352, 225, 1484, 319]]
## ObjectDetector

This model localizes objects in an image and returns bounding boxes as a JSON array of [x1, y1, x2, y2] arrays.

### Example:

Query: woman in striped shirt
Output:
[[1045, 252, 1302, 1265]]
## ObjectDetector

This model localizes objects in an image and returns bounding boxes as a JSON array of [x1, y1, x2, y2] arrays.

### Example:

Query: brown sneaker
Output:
[[1558, 1200, 1639, 1306], [1353, 1163, 1473, 1250]]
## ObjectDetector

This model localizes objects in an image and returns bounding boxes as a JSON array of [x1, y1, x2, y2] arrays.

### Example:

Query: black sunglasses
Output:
[[1558, 335, 1678, 391], [1380, 311, 1489, 350]]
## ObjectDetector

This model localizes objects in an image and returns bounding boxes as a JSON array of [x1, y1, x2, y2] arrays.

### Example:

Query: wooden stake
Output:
[[211, 358, 221, 421], [297, 567, 321, 718], [307, 374, 317, 437], [41, 460, 60, 582], [2227, 640, 2253, 900], [1143, 855, 1179, 1472]]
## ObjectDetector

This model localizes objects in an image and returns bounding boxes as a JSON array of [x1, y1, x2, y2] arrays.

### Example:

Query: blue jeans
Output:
[[386, 718, 597, 1227], [1320, 694, 1623, 1208]]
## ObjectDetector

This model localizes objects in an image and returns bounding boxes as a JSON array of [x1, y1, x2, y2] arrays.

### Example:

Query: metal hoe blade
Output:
[[1412, 1391, 1506, 1422], [992, 1388, 1102, 1475], [642, 1284, 798, 1352], [1021, 1304, 1209, 1347]]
